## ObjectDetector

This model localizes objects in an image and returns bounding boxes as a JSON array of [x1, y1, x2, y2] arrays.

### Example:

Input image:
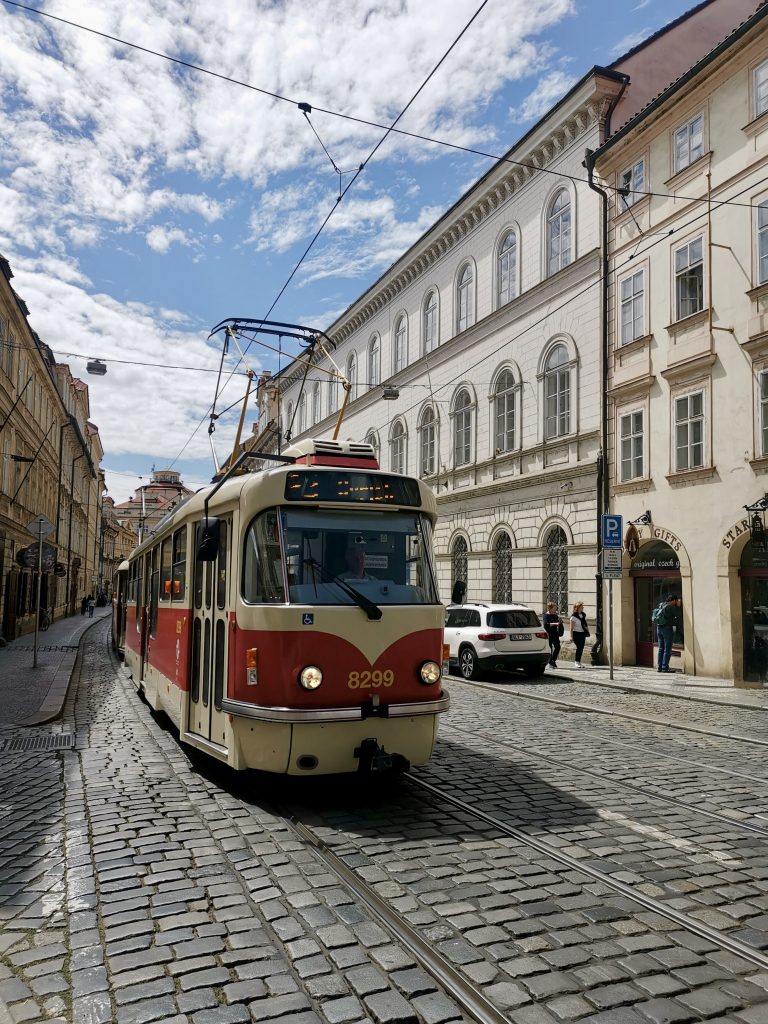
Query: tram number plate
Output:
[[509, 634, 532, 641], [348, 670, 394, 689]]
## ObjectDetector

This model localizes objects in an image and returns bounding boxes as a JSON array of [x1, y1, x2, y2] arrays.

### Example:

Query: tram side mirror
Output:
[[196, 517, 221, 562], [451, 580, 466, 605]]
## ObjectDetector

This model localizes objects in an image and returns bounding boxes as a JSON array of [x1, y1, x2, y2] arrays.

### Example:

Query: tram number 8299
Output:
[[347, 670, 395, 689]]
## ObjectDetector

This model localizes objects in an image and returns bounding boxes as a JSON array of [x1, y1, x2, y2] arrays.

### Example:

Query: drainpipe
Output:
[[584, 148, 610, 665]]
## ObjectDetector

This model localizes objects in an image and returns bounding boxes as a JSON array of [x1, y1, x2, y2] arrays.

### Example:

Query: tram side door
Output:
[[188, 517, 231, 750], [138, 552, 151, 682]]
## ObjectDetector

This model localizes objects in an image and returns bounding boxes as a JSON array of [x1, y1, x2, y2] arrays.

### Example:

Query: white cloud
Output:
[[145, 225, 193, 253], [611, 28, 651, 58], [510, 70, 578, 124]]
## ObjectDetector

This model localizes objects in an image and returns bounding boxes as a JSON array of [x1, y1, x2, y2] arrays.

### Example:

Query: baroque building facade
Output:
[[0, 253, 104, 637], [594, 1, 768, 683]]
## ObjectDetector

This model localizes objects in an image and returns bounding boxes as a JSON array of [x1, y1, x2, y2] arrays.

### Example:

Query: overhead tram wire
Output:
[[0, 339, 249, 376], [169, 0, 493, 468], [2, 0, 765, 213]]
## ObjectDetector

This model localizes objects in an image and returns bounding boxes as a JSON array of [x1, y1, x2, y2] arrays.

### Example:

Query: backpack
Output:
[[651, 602, 668, 627]]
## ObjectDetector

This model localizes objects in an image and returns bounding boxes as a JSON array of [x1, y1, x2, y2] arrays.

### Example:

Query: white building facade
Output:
[[254, 69, 629, 641], [594, 3, 768, 683]]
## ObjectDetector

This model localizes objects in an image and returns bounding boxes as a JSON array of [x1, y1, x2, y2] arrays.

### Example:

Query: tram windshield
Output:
[[242, 508, 440, 606]]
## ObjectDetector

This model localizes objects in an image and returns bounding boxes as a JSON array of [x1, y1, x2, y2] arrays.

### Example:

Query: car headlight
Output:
[[299, 665, 323, 690], [419, 660, 441, 685]]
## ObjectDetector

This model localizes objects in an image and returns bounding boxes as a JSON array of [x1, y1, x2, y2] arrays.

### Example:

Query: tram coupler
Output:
[[353, 738, 410, 774]]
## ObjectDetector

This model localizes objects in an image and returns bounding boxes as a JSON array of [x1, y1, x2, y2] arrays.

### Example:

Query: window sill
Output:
[[742, 111, 768, 138], [750, 456, 768, 475], [613, 195, 650, 226], [665, 308, 710, 335], [746, 281, 768, 302], [612, 478, 653, 495], [664, 150, 712, 189], [616, 333, 652, 356], [666, 465, 717, 486]]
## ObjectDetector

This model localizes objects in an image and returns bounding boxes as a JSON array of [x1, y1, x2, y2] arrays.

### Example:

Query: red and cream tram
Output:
[[113, 438, 449, 774]]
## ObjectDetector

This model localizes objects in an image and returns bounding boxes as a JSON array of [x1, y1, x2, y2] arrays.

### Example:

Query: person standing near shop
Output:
[[655, 594, 679, 673], [543, 601, 564, 669], [569, 601, 590, 668]]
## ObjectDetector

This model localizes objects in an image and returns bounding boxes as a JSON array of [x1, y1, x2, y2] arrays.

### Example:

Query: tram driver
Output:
[[342, 540, 373, 580]]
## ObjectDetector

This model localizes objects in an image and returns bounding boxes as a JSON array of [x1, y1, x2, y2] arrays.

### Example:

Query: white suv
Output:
[[444, 603, 549, 680]]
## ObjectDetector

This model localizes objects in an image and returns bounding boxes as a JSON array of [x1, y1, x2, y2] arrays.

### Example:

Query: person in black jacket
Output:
[[543, 601, 563, 669]]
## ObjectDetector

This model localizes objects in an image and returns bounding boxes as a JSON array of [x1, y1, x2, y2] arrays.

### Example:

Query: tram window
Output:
[[214, 619, 225, 710], [193, 523, 203, 609], [243, 509, 286, 604], [172, 528, 187, 602], [191, 618, 201, 702], [149, 548, 160, 637], [217, 521, 228, 610], [136, 559, 144, 632], [159, 539, 172, 602]]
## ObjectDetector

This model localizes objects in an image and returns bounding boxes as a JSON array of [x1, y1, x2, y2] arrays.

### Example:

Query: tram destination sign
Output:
[[285, 470, 420, 506]]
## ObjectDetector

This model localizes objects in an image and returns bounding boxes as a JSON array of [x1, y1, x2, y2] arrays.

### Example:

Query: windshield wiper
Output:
[[302, 558, 382, 621]]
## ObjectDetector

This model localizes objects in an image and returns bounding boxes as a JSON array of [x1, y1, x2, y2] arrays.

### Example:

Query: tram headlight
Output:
[[419, 660, 441, 685], [299, 665, 323, 690]]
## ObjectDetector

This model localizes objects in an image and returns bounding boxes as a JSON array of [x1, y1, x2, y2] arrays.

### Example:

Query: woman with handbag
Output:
[[543, 601, 564, 669], [570, 601, 590, 668]]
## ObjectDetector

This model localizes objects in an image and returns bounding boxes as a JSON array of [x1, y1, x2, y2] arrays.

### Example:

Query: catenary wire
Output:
[[2, 0, 765, 212], [0, 339, 249, 375]]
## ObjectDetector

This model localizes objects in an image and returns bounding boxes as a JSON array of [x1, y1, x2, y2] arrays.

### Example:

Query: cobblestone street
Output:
[[2, 621, 768, 1024]]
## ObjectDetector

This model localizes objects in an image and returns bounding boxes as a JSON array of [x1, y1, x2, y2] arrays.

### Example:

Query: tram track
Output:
[[441, 721, 768, 838], [448, 674, 768, 748]]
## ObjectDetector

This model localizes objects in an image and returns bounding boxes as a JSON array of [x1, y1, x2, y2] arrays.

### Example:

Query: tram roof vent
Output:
[[282, 437, 379, 469]]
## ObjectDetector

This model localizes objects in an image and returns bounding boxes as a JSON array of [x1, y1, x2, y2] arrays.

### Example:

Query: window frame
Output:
[[672, 111, 705, 175], [543, 343, 572, 441], [311, 381, 321, 425], [346, 352, 357, 400], [419, 405, 437, 478], [423, 290, 439, 355], [493, 367, 517, 455], [619, 267, 646, 345], [618, 158, 645, 209], [367, 334, 380, 390], [497, 229, 518, 308], [756, 198, 768, 286], [393, 314, 408, 375], [456, 263, 474, 334], [754, 59, 768, 120], [618, 407, 645, 483], [759, 369, 768, 459], [546, 189, 572, 277], [673, 387, 706, 473], [452, 387, 474, 468], [673, 235, 705, 322], [390, 418, 407, 475]]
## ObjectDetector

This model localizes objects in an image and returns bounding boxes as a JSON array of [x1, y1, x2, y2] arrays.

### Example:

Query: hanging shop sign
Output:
[[630, 539, 680, 573], [625, 524, 640, 558], [15, 542, 57, 571]]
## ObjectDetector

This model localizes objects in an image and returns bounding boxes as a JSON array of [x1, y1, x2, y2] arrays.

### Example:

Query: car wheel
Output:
[[524, 663, 547, 678], [459, 646, 478, 680]]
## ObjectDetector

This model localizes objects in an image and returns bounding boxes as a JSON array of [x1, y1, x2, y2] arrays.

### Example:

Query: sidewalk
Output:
[[0, 607, 111, 727], [546, 659, 768, 711]]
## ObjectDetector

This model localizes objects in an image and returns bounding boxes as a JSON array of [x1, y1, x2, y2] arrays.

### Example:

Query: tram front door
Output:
[[187, 518, 230, 751]]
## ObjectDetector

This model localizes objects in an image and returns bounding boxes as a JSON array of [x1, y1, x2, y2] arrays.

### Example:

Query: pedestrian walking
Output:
[[653, 594, 679, 673], [80, 595, 88, 616], [543, 601, 564, 668], [569, 601, 590, 668], [87, 595, 95, 618]]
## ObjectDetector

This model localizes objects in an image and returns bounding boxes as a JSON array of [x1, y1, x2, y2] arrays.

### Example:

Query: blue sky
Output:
[[0, 0, 698, 501]]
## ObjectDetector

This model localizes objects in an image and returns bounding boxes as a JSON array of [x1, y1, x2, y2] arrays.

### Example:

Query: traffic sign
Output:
[[26, 514, 54, 538], [602, 514, 623, 549], [602, 548, 623, 578]]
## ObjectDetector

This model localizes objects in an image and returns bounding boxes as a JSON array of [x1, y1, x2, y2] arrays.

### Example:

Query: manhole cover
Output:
[[0, 734, 75, 753]]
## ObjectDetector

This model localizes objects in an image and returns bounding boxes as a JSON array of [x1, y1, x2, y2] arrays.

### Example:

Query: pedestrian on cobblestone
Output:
[[655, 594, 679, 673], [543, 601, 564, 668], [80, 594, 88, 616], [570, 601, 589, 668], [87, 595, 95, 618]]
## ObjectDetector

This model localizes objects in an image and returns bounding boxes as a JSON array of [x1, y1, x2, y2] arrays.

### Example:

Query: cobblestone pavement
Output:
[[2, 621, 768, 1024]]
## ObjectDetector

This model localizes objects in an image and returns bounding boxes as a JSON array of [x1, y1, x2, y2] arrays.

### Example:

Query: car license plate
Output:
[[510, 633, 532, 641]]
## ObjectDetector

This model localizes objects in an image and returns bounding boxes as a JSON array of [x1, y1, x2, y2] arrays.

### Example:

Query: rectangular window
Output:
[[620, 269, 645, 344], [755, 61, 768, 119], [758, 202, 768, 285], [674, 237, 704, 320], [673, 113, 704, 173], [159, 538, 172, 601], [620, 410, 644, 482], [675, 391, 704, 471], [149, 548, 160, 636], [761, 371, 768, 458], [619, 159, 645, 207], [171, 527, 186, 601]]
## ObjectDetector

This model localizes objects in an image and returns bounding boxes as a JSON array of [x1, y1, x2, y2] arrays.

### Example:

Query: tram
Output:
[[113, 438, 449, 774]]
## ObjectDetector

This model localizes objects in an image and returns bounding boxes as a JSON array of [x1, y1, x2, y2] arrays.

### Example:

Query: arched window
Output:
[[393, 316, 408, 374], [311, 381, 321, 425], [346, 352, 357, 400], [456, 263, 474, 333], [328, 377, 338, 414], [494, 369, 516, 454], [284, 400, 294, 438], [423, 290, 438, 354], [544, 344, 571, 439], [365, 430, 380, 460], [547, 190, 571, 276], [368, 335, 380, 389], [297, 393, 306, 434], [494, 532, 513, 603], [390, 419, 406, 474], [419, 406, 436, 477], [452, 536, 468, 593], [453, 388, 472, 467], [497, 231, 518, 307], [545, 526, 568, 615]]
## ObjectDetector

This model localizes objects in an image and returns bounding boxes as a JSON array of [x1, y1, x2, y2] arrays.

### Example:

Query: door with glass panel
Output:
[[188, 518, 230, 748]]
